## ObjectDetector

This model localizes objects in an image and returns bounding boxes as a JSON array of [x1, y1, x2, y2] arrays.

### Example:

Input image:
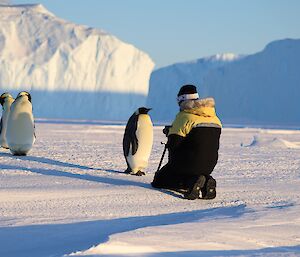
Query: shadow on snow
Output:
[[0, 164, 150, 189], [0, 151, 126, 174], [0, 205, 248, 257], [0, 162, 199, 199], [0, 152, 98, 171]]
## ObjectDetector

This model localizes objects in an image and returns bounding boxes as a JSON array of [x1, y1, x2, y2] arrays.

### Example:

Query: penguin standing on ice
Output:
[[6, 91, 35, 156], [0, 93, 15, 149], [123, 107, 153, 176]]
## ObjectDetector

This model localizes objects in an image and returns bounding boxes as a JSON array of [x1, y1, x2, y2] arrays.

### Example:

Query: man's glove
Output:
[[163, 125, 172, 136], [166, 134, 184, 162]]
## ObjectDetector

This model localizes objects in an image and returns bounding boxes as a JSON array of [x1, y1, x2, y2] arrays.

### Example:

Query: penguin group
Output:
[[1, 90, 153, 174], [0, 91, 35, 156]]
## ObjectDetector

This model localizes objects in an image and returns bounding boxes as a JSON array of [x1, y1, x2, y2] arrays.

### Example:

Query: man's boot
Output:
[[184, 175, 206, 200], [201, 176, 216, 199]]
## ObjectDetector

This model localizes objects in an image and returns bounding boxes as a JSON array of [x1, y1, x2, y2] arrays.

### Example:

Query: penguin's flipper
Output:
[[131, 134, 138, 155], [123, 114, 139, 156], [123, 134, 131, 157]]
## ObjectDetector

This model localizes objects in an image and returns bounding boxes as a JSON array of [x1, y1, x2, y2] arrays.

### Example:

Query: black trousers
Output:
[[151, 163, 200, 190], [151, 127, 221, 190]]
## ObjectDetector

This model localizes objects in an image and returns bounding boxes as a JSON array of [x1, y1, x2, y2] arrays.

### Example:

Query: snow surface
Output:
[[0, 4, 154, 120], [0, 121, 300, 257], [148, 39, 300, 126]]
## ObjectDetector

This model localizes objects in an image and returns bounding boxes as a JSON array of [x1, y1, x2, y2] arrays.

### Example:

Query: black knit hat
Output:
[[177, 84, 199, 104]]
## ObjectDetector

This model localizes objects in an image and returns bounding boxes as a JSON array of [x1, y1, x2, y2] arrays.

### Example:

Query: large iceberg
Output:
[[0, 4, 154, 120], [147, 39, 300, 126], [147, 53, 241, 121], [202, 39, 300, 126]]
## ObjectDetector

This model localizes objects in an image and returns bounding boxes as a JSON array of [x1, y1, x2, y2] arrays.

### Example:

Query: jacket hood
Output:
[[181, 98, 217, 117]]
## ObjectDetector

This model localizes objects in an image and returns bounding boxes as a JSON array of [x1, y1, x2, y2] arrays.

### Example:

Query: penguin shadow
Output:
[[0, 151, 99, 171], [0, 152, 189, 199], [0, 161, 187, 199], [0, 150, 132, 175], [1, 164, 151, 189], [99, 168, 127, 174]]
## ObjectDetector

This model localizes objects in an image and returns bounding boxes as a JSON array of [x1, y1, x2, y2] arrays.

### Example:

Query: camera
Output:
[[163, 125, 172, 136]]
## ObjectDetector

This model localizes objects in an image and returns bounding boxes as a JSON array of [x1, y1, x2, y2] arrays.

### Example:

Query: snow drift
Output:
[[147, 39, 300, 126], [0, 4, 154, 120], [242, 135, 300, 149]]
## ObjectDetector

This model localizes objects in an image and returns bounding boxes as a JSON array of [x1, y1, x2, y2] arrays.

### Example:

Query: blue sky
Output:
[[12, 0, 300, 68]]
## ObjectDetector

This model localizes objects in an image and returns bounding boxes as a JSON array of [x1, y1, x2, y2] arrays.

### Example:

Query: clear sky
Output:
[[11, 0, 300, 68]]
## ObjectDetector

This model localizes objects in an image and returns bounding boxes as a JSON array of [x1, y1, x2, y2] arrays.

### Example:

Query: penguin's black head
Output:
[[0, 92, 13, 106], [17, 91, 32, 102], [136, 107, 152, 115]]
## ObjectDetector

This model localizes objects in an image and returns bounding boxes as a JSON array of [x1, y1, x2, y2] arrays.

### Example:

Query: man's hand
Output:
[[163, 125, 172, 136]]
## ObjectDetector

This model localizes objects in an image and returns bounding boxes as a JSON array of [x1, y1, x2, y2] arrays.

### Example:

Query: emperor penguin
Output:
[[0, 93, 15, 149], [123, 107, 153, 176], [6, 91, 35, 156]]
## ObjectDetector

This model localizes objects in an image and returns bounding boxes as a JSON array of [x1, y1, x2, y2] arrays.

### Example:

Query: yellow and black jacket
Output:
[[169, 97, 222, 136], [152, 98, 222, 189]]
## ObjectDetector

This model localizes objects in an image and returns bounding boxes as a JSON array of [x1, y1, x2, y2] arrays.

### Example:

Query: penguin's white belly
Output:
[[127, 115, 153, 173], [6, 101, 35, 155]]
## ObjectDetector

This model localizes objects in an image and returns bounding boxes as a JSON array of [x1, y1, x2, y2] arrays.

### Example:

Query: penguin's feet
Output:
[[13, 152, 27, 156], [124, 168, 145, 176], [132, 170, 145, 176]]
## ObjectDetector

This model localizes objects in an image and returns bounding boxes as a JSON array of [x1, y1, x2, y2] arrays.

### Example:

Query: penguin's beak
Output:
[[144, 108, 152, 114]]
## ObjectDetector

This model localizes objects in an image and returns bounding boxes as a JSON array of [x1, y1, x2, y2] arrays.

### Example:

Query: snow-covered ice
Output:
[[0, 122, 299, 257]]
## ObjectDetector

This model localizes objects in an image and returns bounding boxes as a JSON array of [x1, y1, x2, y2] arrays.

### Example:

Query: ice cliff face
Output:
[[147, 53, 242, 121], [147, 39, 300, 126], [202, 39, 300, 126], [0, 4, 154, 119]]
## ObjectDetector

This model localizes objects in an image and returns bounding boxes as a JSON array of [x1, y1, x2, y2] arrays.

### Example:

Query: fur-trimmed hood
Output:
[[180, 97, 217, 117]]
